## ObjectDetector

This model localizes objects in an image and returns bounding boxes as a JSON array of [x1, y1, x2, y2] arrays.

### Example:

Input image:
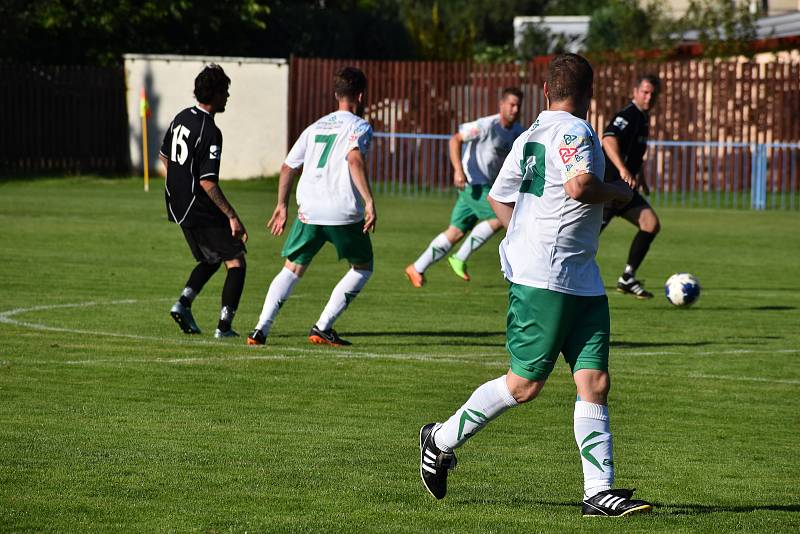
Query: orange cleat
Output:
[[405, 264, 425, 288]]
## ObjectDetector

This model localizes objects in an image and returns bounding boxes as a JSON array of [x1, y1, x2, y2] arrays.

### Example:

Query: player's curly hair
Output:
[[194, 64, 231, 104], [333, 67, 367, 101], [547, 53, 593, 103]]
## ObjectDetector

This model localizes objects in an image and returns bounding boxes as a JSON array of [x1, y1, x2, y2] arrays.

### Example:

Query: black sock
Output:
[[180, 262, 221, 306], [626, 230, 657, 274], [218, 262, 246, 331]]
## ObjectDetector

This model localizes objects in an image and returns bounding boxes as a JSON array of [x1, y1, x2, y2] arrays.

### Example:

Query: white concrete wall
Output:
[[125, 54, 288, 179]]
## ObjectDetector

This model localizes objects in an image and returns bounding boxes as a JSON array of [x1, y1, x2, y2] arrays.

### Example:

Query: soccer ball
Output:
[[664, 273, 701, 307]]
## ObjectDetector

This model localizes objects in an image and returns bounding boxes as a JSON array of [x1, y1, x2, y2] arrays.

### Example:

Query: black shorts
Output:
[[602, 190, 651, 226], [181, 224, 246, 264]]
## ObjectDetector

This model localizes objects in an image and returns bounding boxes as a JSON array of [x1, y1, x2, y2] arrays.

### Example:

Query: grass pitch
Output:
[[0, 177, 798, 533]]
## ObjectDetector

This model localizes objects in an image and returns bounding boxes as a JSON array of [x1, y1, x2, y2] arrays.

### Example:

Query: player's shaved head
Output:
[[194, 64, 230, 105], [546, 54, 593, 103], [334, 67, 367, 102]]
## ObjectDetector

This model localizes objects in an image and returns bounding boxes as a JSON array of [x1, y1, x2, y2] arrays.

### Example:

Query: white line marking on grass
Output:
[[1, 300, 798, 387]]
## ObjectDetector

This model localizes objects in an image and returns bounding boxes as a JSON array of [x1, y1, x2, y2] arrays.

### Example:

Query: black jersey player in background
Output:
[[601, 74, 661, 299], [159, 64, 248, 337]]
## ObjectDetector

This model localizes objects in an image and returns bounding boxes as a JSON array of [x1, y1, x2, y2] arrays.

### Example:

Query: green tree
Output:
[[680, 0, 758, 58]]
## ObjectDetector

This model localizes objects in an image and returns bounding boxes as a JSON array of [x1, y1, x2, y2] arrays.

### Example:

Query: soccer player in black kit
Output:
[[159, 64, 248, 337], [601, 75, 661, 299]]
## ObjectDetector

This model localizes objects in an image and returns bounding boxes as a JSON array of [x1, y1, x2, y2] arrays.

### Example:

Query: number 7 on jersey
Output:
[[314, 134, 336, 168]]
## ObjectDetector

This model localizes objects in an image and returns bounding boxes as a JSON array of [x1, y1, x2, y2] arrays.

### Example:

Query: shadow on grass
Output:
[[658, 502, 800, 515], [461, 498, 800, 515], [346, 331, 503, 338]]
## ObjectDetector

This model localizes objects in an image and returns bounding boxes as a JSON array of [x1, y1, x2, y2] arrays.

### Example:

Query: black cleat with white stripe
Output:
[[419, 423, 457, 500], [582, 488, 653, 517]]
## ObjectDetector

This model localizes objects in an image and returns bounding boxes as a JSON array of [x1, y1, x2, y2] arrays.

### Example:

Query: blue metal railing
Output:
[[371, 132, 800, 210]]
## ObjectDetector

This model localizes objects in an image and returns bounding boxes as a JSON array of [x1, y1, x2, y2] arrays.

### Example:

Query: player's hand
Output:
[[453, 170, 467, 191], [363, 201, 377, 233], [267, 204, 288, 236], [230, 216, 248, 243], [618, 167, 636, 189]]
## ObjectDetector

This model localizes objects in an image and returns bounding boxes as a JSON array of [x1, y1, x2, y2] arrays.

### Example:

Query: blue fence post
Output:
[[750, 144, 767, 210]]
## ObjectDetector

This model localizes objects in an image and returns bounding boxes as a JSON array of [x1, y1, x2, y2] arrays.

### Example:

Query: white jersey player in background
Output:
[[405, 88, 524, 286], [247, 67, 376, 347], [417, 54, 654, 518]]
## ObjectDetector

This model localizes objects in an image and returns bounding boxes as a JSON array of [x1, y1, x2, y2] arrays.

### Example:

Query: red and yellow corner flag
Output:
[[140, 88, 151, 192]]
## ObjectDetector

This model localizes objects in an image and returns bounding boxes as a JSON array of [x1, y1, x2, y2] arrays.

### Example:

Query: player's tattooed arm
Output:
[[200, 180, 248, 242], [601, 136, 635, 188]]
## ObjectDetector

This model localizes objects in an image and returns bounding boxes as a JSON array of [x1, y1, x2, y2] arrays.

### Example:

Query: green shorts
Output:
[[506, 283, 610, 381], [449, 184, 496, 232], [281, 219, 373, 266]]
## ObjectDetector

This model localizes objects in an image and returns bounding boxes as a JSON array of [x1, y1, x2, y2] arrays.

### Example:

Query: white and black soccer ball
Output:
[[664, 273, 701, 307]]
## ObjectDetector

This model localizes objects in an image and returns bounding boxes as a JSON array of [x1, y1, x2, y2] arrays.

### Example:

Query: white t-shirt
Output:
[[489, 110, 606, 296], [459, 114, 526, 185], [285, 110, 373, 225]]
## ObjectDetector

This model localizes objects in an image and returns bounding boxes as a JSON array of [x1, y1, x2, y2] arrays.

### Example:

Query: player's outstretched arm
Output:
[[448, 133, 467, 190], [347, 149, 376, 233], [268, 163, 301, 236], [564, 173, 633, 205], [200, 180, 248, 243], [601, 136, 635, 188]]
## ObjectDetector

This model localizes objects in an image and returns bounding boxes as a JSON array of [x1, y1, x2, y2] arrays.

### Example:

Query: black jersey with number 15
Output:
[[602, 102, 649, 183], [159, 106, 228, 227]]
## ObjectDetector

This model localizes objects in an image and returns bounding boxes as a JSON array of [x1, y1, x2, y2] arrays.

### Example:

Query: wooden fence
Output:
[[289, 57, 800, 204], [0, 64, 129, 175]]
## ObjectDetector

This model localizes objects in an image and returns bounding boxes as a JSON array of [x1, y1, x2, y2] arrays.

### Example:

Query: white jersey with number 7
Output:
[[284, 110, 373, 225]]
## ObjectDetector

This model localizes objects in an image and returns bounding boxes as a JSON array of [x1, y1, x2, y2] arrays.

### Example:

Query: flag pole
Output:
[[140, 88, 150, 192]]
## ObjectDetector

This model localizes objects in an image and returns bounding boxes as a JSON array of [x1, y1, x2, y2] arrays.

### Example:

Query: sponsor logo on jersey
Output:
[[559, 146, 578, 164], [209, 145, 220, 160], [613, 116, 629, 130], [563, 134, 578, 145]]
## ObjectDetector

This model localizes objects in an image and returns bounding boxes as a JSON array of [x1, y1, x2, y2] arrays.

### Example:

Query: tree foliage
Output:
[[681, 0, 758, 58]]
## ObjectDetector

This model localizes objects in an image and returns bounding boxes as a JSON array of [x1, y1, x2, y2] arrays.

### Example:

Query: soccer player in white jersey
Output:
[[418, 54, 654, 517], [405, 88, 524, 286], [247, 67, 376, 347]]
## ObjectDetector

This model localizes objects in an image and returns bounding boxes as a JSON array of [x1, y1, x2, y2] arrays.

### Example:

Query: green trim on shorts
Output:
[[506, 283, 609, 381], [448, 184, 496, 232], [281, 219, 373, 266]]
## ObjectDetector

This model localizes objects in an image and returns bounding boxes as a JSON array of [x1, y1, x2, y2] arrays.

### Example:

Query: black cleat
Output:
[[214, 328, 239, 338], [582, 488, 653, 517], [419, 423, 457, 500], [170, 302, 201, 334], [616, 276, 654, 299], [308, 325, 352, 347], [247, 329, 266, 345]]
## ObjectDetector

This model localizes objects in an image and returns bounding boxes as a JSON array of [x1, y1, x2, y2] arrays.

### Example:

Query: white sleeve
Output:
[[284, 127, 310, 169], [489, 138, 523, 203], [348, 121, 373, 156], [553, 121, 601, 184], [458, 118, 486, 143]]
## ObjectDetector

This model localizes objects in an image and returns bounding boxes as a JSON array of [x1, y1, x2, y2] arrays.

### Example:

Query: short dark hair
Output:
[[501, 87, 523, 101], [636, 74, 661, 93], [334, 67, 367, 101], [194, 64, 230, 104], [546, 53, 593, 103]]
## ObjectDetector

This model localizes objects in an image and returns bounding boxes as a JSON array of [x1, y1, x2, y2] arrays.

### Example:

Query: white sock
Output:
[[255, 267, 300, 334], [413, 233, 452, 274], [574, 401, 614, 498], [315, 268, 372, 331], [453, 220, 496, 262], [434, 375, 518, 452]]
